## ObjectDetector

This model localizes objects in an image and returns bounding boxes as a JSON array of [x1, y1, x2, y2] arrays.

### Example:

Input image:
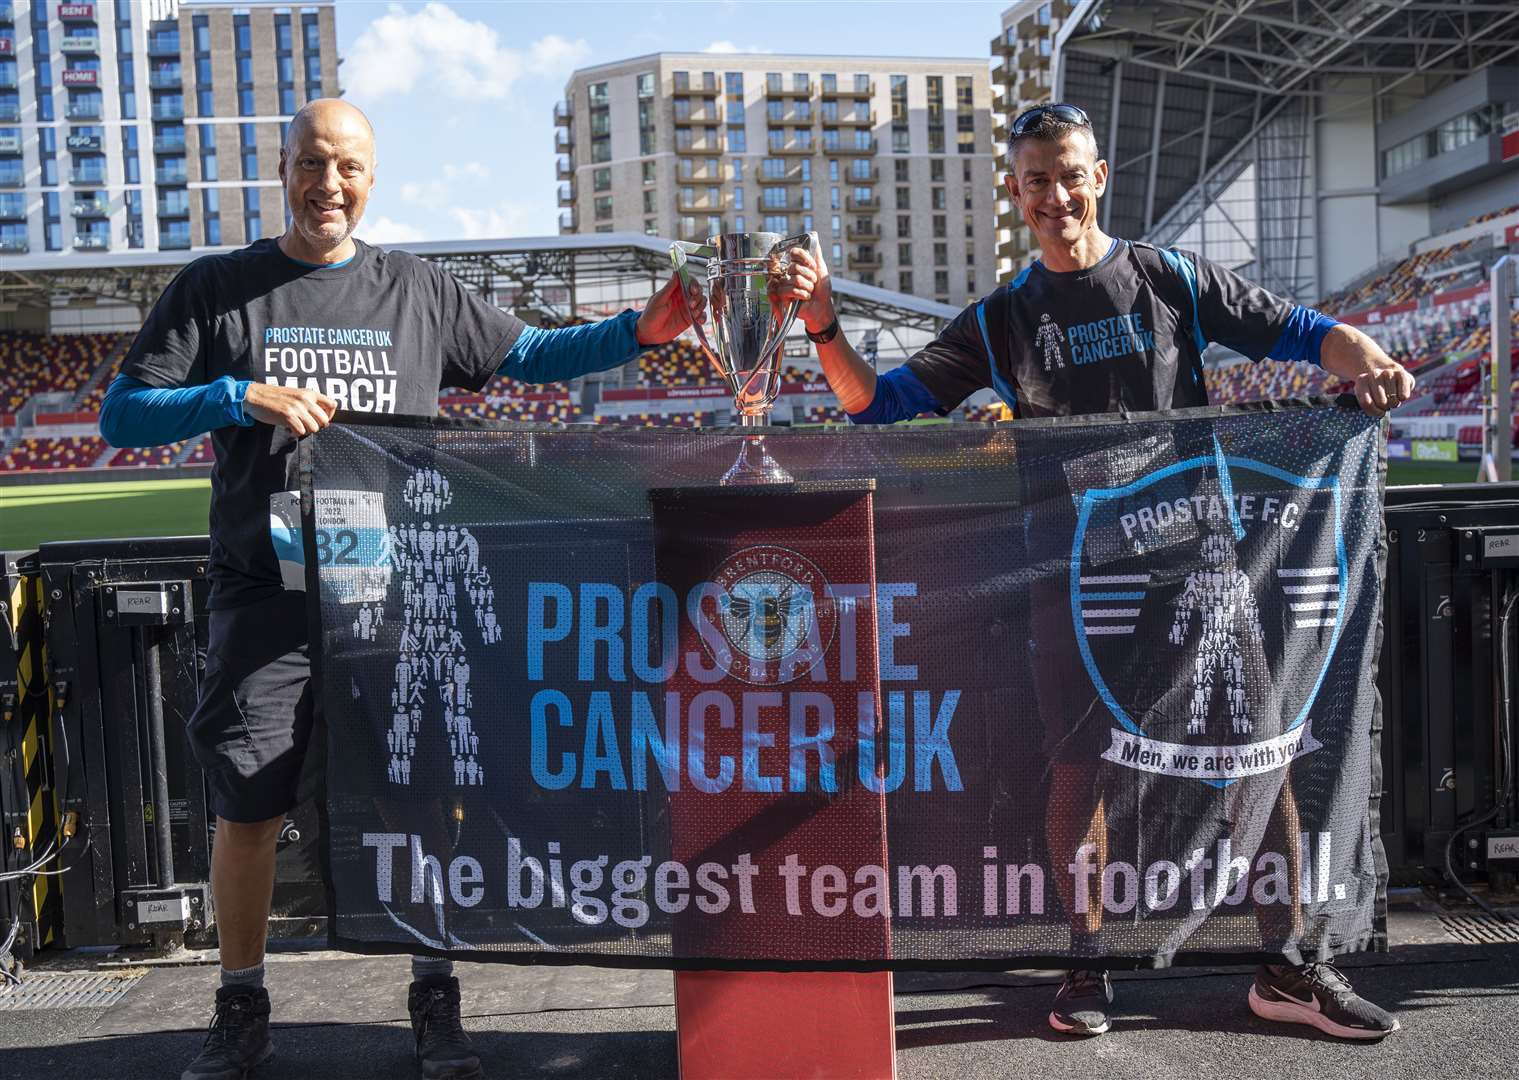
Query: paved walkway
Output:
[[3, 904, 1515, 1079]]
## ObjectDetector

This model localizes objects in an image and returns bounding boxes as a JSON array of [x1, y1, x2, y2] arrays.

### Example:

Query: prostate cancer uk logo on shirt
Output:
[[1071, 439, 1346, 786]]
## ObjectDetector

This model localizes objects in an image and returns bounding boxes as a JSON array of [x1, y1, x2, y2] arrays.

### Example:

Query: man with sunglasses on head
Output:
[[772, 102, 1410, 1041]]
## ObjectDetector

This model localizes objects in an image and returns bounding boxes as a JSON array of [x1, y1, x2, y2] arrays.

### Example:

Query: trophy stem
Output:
[[737, 412, 768, 428]]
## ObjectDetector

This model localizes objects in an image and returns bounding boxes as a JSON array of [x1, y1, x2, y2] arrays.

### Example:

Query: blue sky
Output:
[[339, 1, 1008, 243]]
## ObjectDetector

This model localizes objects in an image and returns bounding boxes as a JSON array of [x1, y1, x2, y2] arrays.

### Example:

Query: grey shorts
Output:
[[187, 591, 321, 823]]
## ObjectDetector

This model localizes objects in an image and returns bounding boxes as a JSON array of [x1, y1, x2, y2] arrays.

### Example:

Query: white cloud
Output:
[[703, 40, 769, 54], [398, 162, 491, 212], [345, 4, 589, 102], [358, 216, 425, 244], [385, 161, 537, 241]]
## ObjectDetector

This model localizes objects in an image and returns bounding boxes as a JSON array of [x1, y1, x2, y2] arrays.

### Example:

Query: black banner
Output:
[[300, 398, 1387, 970]]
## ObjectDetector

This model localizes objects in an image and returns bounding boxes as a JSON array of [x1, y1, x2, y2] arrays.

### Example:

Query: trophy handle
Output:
[[669, 241, 725, 382]]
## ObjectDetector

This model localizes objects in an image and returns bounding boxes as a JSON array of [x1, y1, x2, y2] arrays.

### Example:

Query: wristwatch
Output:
[[806, 316, 840, 346]]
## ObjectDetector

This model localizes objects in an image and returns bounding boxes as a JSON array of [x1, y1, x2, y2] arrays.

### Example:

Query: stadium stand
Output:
[[0, 330, 129, 413], [1319, 205, 1514, 314], [108, 443, 188, 468], [0, 435, 107, 472], [183, 437, 215, 464]]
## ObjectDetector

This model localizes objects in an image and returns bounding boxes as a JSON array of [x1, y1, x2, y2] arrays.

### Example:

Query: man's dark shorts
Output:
[[187, 591, 319, 822]]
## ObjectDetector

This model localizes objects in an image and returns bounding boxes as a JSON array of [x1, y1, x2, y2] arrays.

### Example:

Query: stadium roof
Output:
[[0, 232, 958, 335], [1055, 0, 1519, 98]]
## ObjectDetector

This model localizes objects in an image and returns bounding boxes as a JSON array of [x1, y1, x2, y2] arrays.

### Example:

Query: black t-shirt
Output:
[[907, 240, 1295, 419], [122, 238, 525, 609]]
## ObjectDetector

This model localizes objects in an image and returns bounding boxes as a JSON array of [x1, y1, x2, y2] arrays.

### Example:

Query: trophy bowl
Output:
[[671, 231, 818, 485]]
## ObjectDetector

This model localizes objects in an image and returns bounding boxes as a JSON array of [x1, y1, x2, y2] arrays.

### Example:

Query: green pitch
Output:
[[0, 460, 1483, 553], [0, 478, 211, 552]]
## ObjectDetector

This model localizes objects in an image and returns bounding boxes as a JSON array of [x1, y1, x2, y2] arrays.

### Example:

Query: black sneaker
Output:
[[1249, 962, 1400, 1040], [408, 976, 483, 1079], [1048, 968, 1114, 1035], [181, 986, 274, 1080]]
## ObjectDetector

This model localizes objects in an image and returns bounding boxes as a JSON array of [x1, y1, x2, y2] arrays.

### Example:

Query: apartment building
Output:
[[555, 52, 997, 308], [990, 0, 1071, 280], [0, 0, 339, 258]]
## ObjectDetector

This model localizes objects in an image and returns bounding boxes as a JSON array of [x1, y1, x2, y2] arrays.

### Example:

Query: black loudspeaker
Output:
[[33, 537, 324, 950], [1380, 483, 1519, 885]]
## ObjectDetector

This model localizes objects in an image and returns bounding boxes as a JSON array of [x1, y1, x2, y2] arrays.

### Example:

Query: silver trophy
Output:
[[670, 231, 817, 485]]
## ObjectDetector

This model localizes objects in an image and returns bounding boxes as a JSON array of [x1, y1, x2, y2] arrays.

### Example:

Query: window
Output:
[[829, 159, 839, 181], [958, 131, 976, 154], [593, 167, 611, 192], [725, 71, 744, 96], [240, 123, 258, 179], [728, 125, 746, 152], [238, 88, 256, 116], [766, 72, 782, 93], [832, 242, 844, 264], [245, 190, 262, 240], [928, 128, 945, 154], [933, 215, 946, 238], [892, 128, 910, 153], [643, 190, 656, 214], [643, 161, 657, 184], [821, 74, 837, 93], [589, 82, 609, 107], [203, 188, 221, 246], [956, 76, 973, 110], [934, 242, 948, 265], [935, 270, 949, 294], [963, 160, 973, 183], [965, 214, 975, 238], [896, 186, 910, 209], [793, 73, 809, 93], [733, 186, 743, 210], [898, 243, 911, 263], [594, 196, 612, 220], [637, 72, 654, 98], [237, 56, 254, 85], [897, 214, 910, 235], [931, 188, 947, 210], [303, 14, 320, 53], [767, 99, 783, 122], [591, 139, 611, 163], [899, 271, 913, 293], [765, 214, 788, 234]]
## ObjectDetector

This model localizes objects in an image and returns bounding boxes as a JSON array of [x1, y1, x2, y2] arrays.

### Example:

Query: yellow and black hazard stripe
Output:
[[2, 566, 62, 956]]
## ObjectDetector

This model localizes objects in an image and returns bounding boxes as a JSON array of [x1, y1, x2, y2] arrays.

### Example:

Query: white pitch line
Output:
[[1276, 567, 1339, 577], [1294, 618, 1338, 627], [1290, 601, 1341, 611], [1079, 575, 1152, 585], [1283, 583, 1340, 594], [1082, 608, 1141, 618], [1085, 625, 1137, 635]]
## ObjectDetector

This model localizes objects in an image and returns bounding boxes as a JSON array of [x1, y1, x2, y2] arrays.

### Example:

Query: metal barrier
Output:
[[3, 483, 1517, 957]]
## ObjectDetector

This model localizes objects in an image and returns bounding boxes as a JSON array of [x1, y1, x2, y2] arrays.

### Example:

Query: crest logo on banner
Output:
[[1071, 441, 1346, 786], [708, 544, 837, 684]]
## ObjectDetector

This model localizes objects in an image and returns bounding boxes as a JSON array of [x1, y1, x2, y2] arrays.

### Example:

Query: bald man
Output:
[[100, 99, 700, 1080]]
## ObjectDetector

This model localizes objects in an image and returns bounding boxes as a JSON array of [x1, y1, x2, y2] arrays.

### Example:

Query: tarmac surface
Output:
[[3, 903, 1516, 1080]]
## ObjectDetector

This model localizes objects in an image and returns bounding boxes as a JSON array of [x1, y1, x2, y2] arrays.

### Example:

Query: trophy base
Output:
[[722, 421, 792, 486]]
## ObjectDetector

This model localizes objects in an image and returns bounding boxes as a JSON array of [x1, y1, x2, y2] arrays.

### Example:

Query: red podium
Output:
[[651, 482, 896, 1080]]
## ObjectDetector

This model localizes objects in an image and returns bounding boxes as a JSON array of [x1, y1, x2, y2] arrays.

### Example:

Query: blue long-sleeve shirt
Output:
[[100, 310, 646, 448], [848, 303, 1340, 425]]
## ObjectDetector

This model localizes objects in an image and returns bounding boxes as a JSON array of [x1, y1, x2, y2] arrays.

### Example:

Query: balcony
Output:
[[849, 248, 882, 269], [60, 34, 98, 54], [149, 67, 182, 89], [0, 132, 20, 154], [146, 36, 181, 59], [0, 2, 14, 22], [558, 209, 576, 232], [842, 165, 880, 183], [557, 181, 574, 207], [845, 194, 879, 212], [555, 156, 572, 181], [159, 233, 190, 250], [71, 196, 108, 217], [0, 196, 23, 219], [553, 99, 570, 125], [675, 138, 724, 156], [0, 104, 19, 123], [826, 80, 874, 99], [0, 237, 26, 252], [765, 82, 812, 99], [153, 133, 186, 153], [72, 233, 109, 250], [767, 140, 813, 157], [990, 32, 1015, 55], [845, 222, 879, 241], [155, 165, 188, 185], [677, 192, 726, 213], [754, 162, 809, 184], [0, 169, 21, 187], [834, 138, 878, 156], [66, 132, 102, 152], [1019, 47, 1050, 71], [152, 101, 185, 121], [1019, 75, 1049, 100], [70, 173, 107, 187], [157, 198, 189, 218], [833, 110, 876, 127], [756, 194, 809, 213], [0, 69, 15, 89], [58, 2, 95, 21], [671, 79, 718, 99], [673, 104, 722, 125], [771, 110, 813, 127], [554, 130, 572, 153], [678, 161, 723, 183]]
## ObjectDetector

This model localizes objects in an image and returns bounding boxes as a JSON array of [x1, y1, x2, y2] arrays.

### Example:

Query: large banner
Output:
[[300, 398, 1387, 970]]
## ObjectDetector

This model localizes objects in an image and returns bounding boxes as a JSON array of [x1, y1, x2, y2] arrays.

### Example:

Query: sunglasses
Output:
[[1010, 103, 1091, 138]]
